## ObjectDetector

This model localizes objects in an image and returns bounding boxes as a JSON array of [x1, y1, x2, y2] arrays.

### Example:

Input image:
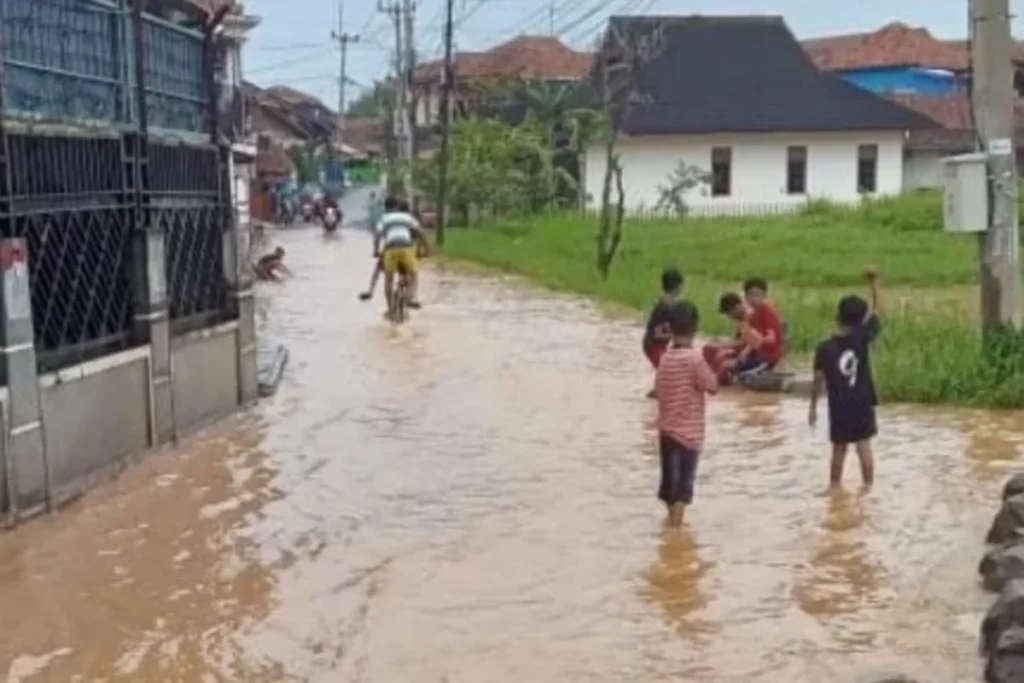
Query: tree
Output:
[[655, 161, 711, 218], [594, 21, 668, 279], [566, 108, 606, 208], [346, 81, 393, 117], [289, 143, 326, 185], [413, 115, 566, 224]]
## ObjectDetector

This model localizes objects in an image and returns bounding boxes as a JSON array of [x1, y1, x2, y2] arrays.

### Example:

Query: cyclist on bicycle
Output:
[[372, 196, 428, 319]]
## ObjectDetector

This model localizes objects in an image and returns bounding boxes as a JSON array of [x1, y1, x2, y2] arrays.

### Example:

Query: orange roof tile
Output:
[[802, 22, 969, 71], [416, 36, 591, 84]]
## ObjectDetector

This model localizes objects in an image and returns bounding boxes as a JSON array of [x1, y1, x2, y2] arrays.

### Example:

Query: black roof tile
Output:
[[591, 15, 938, 135]]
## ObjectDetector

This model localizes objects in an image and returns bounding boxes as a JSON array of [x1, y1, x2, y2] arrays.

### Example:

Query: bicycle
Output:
[[390, 264, 411, 324]]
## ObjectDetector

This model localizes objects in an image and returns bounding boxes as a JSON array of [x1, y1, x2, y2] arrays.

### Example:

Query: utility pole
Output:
[[402, 0, 416, 201], [331, 1, 358, 146], [380, 0, 412, 200], [549, 1, 555, 35], [970, 0, 1021, 329], [435, 0, 455, 246]]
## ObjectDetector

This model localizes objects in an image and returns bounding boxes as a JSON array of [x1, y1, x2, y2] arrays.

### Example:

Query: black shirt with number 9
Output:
[[813, 315, 881, 418]]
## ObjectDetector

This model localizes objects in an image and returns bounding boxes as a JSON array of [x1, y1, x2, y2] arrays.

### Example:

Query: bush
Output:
[[442, 196, 1024, 407]]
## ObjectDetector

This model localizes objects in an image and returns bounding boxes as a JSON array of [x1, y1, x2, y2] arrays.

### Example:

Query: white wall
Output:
[[584, 130, 906, 214], [903, 150, 945, 190]]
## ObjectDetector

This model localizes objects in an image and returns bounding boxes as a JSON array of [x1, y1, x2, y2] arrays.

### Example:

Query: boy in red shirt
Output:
[[708, 278, 785, 383], [655, 301, 718, 526], [742, 277, 786, 367]]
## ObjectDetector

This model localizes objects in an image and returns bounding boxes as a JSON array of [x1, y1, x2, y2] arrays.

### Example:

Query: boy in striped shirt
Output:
[[655, 301, 719, 526]]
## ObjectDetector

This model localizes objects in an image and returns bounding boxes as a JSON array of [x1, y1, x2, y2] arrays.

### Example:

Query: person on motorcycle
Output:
[[321, 193, 342, 231], [369, 197, 428, 318]]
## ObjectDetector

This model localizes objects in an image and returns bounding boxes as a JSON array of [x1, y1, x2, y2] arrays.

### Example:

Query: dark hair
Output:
[[718, 292, 743, 314], [661, 267, 684, 293], [743, 277, 768, 293], [398, 198, 412, 212], [669, 301, 699, 337], [384, 196, 402, 212], [837, 295, 868, 327]]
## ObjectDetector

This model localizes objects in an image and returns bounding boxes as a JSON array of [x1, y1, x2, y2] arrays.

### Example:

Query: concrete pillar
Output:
[[130, 228, 175, 445], [0, 239, 49, 515], [225, 149, 259, 406]]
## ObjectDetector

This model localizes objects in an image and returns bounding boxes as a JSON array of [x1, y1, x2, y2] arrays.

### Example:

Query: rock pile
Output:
[[979, 473, 1024, 682]]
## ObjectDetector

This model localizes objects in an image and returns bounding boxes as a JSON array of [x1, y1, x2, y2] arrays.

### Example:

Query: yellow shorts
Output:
[[383, 246, 418, 276]]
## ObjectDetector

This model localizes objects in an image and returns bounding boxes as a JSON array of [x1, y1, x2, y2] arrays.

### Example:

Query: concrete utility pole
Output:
[[401, 0, 416, 199], [971, 0, 1021, 328], [380, 0, 412, 199], [435, 0, 455, 246], [331, 1, 358, 145]]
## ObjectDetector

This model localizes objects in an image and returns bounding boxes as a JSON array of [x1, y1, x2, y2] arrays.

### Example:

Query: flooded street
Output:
[[0, 194, 1021, 682]]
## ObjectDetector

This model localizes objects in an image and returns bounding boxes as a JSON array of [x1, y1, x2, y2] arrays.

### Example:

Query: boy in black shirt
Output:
[[643, 267, 684, 399], [809, 268, 881, 488]]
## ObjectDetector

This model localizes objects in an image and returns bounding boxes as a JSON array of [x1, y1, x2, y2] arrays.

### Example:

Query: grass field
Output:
[[442, 192, 1024, 408]]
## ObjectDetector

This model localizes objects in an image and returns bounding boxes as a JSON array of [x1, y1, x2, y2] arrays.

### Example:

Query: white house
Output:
[[583, 16, 937, 215]]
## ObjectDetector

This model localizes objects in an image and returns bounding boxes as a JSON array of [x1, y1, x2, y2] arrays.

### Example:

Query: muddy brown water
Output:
[[0, 212, 1021, 681]]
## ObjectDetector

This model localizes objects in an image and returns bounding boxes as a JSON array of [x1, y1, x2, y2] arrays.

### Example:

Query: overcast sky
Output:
[[241, 0, 1020, 109]]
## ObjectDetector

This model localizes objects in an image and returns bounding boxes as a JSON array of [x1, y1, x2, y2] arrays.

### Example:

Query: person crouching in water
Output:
[[706, 279, 785, 384], [655, 301, 718, 526], [253, 247, 291, 281], [643, 267, 684, 398]]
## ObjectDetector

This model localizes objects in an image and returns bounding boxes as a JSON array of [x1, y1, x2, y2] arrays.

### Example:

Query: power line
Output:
[[247, 49, 338, 74]]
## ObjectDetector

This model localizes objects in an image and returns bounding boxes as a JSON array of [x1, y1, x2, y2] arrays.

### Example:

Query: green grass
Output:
[[442, 192, 1024, 408]]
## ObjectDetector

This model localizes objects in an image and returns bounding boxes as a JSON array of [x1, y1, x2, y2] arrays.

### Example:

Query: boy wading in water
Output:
[[643, 268, 684, 399], [655, 301, 719, 526], [809, 268, 882, 489]]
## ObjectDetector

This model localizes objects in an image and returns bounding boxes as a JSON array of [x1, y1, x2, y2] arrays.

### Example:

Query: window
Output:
[[857, 144, 878, 194], [711, 147, 731, 197], [786, 146, 807, 195]]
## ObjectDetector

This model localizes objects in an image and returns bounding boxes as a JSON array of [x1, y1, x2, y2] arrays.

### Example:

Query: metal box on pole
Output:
[[941, 152, 989, 234]]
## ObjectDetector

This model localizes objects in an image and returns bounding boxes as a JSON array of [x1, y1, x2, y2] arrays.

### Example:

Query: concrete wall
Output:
[[171, 322, 241, 433], [584, 130, 906, 214], [904, 149, 946, 190], [0, 217, 258, 526], [0, 320, 253, 523]]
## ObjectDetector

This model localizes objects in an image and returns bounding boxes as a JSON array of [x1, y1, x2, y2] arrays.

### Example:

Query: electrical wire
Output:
[[247, 49, 338, 74]]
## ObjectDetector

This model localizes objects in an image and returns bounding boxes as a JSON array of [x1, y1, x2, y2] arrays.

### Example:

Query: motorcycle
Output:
[[322, 206, 341, 233], [299, 202, 314, 223]]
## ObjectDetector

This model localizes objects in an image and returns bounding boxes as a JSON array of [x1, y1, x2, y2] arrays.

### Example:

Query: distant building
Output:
[[581, 16, 935, 215]]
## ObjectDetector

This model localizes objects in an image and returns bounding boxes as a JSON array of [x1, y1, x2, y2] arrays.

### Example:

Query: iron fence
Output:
[[140, 13, 206, 134], [0, 132, 134, 371], [1, 0, 209, 135], [1, 0, 130, 123], [149, 142, 229, 334], [0, 0, 233, 375]]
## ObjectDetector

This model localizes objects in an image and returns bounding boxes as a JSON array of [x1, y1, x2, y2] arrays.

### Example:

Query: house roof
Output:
[[416, 35, 591, 84], [801, 21, 1024, 72], [802, 22, 968, 71], [593, 15, 937, 136], [336, 117, 384, 154], [888, 93, 1024, 150]]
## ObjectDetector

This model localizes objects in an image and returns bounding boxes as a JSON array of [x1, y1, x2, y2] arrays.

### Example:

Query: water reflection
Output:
[[639, 526, 713, 640], [792, 490, 885, 650]]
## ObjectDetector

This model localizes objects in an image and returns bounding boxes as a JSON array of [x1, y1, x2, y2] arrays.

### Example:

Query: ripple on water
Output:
[[0, 209, 1013, 682]]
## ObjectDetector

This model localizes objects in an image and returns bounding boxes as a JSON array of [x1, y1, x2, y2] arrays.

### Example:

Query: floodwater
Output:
[[0, 192, 1020, 682]]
